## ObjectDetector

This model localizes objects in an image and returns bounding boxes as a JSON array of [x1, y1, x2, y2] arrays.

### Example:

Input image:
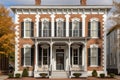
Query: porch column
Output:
[[68, 43, 71, 69], [50, 42, 53, 70], [35, 42, 38, 71], [35, 14, 40, 37], [50, 14, 55, 37], [81, 14, 86, 37], [65, 14, 70, 37], [84, 43, 87, 71]]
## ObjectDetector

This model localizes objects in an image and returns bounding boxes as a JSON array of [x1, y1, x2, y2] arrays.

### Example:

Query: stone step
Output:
[[51, 71, 68, 78]]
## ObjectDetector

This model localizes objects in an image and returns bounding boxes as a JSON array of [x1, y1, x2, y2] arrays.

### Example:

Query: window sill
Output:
[[23, 65, 32, 67], [91, 37, 98, 39]]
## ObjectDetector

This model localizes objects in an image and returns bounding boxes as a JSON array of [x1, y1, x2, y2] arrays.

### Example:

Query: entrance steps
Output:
[[51, 71, 68, 78]]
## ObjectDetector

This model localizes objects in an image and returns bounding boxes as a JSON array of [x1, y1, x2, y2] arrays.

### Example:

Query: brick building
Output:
[[11, 0, 111, 78]]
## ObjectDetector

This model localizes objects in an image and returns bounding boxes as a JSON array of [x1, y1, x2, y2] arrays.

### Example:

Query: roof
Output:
[[10, 5, 112, 9], [107, 25, 120, 35]]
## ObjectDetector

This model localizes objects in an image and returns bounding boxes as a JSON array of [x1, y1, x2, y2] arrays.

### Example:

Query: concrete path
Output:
[[0, 75, 8, 80]]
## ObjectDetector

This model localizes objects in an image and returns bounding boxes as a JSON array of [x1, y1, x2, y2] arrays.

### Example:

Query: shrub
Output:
[[8, 73, 14, 78], [109, 73, 115, 78], [92, 70, 98, 77], [39, 73, 48, 78], [15, 73, 21, 78], [73, 73, 81, 78], [100, 73, 105, 78], [22, 68, 28, 77]]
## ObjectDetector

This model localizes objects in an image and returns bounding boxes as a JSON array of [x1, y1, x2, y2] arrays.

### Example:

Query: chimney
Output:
[[80, 0, 87, 6], [35, 0, 41, 5]]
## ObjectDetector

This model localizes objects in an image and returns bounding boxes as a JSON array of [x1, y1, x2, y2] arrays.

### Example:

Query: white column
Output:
[[65, 14, 70, 37], [35, 42, 38, 71], [84, 43, 87, 71], [35, 14, 40, 37], [50, 14, 55, 37], [81, 14, 86, 37], [50, 42, 53, 70]]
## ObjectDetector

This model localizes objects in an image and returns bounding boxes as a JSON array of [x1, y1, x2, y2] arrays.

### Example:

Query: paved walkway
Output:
[[0, 75, 8, 80]]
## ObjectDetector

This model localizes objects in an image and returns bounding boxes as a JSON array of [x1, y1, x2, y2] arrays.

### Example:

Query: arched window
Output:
[[42, 19, 49, 37], [55, 18, 65, 37], [88, 18, 100, 38], [71, 18, 82, 37], [21, 18, 34, 38]]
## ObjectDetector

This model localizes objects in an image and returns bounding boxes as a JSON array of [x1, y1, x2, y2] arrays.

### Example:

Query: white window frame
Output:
[[56, 18, 64, 37], [90, 18, 99, 38], [90, 44, 98, 67], [23, 18, 32, 38], [41, 18, 49, 37], [41, 45, 49, 67], [23, 44, 32, 67], [72, 18, 80, 37], [72, 44, 80, 67]]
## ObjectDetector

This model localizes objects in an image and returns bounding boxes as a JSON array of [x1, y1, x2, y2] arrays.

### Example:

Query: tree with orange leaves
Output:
[[0, 5, 14, 57]]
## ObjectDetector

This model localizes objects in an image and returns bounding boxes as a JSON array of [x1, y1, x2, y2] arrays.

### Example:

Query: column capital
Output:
[[35, 14, 40, 18], [50, 14, 55, 18], [81, 14, 86, 18], [65, 14, 70, 18]]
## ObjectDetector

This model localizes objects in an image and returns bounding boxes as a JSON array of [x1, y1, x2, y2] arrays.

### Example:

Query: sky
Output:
[[0, 0, 113, 6]]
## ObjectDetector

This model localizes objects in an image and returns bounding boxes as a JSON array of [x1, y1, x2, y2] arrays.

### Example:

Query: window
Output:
[[73, 49, 79, 65], [90, 47, 98, 66], [21, 44, 34, 67], [72, 20, 79, 37], [24, 47, 31, 66], [88, 18, 100, 38], [42, 19, 49, 37], [43, 49, 48, 65], [55, 18, 65, 37], [57, 20, 64, 37], [88, 44, 100, 67], [21, 18, 34, 38]]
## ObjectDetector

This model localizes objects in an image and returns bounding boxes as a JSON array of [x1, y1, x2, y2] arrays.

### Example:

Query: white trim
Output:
[[90, 18, 99, 22], [35, 14, 40, 37], [56, 18, 64, 22], [50, 14, 55, 37], [65, 14, 70, 37], [81, 14, 86, 37], [71, 18, 80, 22]]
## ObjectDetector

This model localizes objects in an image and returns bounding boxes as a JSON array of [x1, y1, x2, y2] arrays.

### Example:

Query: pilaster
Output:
[[81, 14, 86, 37], [50, 14, 55, 37], [35, 14, 40, 37], [65, 14, 70, 37]]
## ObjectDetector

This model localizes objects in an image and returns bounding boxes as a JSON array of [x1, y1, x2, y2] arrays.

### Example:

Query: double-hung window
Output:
[[72, 20, 79, 37], [42, 19, 49, 37], [57, 20, 64, 37], [73, 49, 79, 65]]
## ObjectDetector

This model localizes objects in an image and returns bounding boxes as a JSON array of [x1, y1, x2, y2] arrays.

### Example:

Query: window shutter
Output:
[[64, 22, 66, 37], [70, 47, 72, 65], [69, 22, 72, 37], [21, 22, 24, 38], [88, 22, 91, 37], [49, 47, 50, 65], [31, 22, 34, 37], [31, 48, 34, 66], [55, 22, 57, 37], [21, 48, 24, 66], [49, 22, 51, 37], [39, 22, 41, 37], [98, 22, 101, 38], [88, 48, 90, 66], [79, 47, 82, 65], [79, 22, 82, 37], [98, 48, 101, 66], [38, 46, 42, 66]]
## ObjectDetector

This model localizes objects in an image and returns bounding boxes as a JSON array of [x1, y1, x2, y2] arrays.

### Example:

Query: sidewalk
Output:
[[0, 75, 8, 80]]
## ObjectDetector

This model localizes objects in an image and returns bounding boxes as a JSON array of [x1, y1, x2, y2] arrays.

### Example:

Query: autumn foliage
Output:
[[0, 6, 14, 55]]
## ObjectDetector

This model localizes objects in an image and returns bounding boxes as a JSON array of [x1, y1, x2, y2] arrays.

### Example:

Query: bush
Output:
[[109, 73, 115, 78], [39, 73, 48, 78], [8, 73, 14, 78], [15, 73, 21, 78], [92, 70, 98, 77], [73, 73, 81, 78], [100, 73, 105, 78], [22, 68, 28, 77]]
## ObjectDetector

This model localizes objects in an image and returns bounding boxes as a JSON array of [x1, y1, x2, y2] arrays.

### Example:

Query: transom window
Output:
[[43, 48, 48, 65]]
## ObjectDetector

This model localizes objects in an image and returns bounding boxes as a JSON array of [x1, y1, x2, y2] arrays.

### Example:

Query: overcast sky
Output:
[[0, 0, 113, 6]]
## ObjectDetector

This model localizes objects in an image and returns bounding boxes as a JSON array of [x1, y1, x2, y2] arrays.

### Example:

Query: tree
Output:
[[0, 5, 14, 55], [109, 0, 120, 25]]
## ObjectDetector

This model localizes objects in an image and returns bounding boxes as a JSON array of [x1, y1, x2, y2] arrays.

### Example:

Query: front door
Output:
[[56, 49, 64, 70]]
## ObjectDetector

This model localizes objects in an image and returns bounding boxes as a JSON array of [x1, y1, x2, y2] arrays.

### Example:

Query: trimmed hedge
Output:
[[92, 70, 98, 77], [100, 73, 105, 78], [15, 73, 21, 78], [8, 73, 14, 78], [22, 68, 28, 77], [39, 73, 48, 78], [109, 73, 115, 78], [73, 73, 81, 78]]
